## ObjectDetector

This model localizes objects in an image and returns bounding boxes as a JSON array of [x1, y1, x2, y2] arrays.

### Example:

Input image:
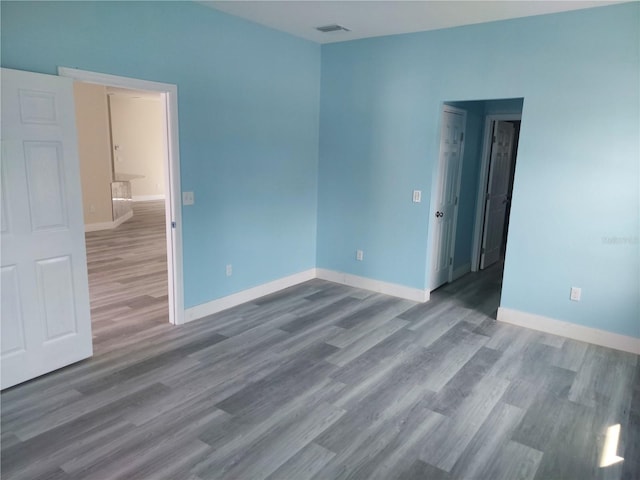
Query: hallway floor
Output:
[[84, 200, 168, 355]]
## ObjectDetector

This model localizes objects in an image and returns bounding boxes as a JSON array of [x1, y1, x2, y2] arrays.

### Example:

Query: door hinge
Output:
[[454, 196, 458, 206], [493, 135, 497, 143], [460, 132, 464, 142], [449, 257, 453, 266], [171, 221, 176, 229], [481, 247, 486, 254]]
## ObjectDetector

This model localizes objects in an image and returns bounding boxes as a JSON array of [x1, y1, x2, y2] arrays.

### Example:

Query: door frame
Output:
[[471, 113, 521, 272], [59, 67, 184, 325], [429, 104, 467, 290]]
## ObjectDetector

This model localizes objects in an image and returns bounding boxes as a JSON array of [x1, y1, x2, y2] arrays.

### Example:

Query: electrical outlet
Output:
[[412, 190, 422, 203], [226, 264, 232, 277], [356, 249, 364, 261], [570, 287, 581, 301]]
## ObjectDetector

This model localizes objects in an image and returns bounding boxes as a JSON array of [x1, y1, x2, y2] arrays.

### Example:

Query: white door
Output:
[[1, 68, 92, 390], [430, 108, 465, 290], [480, 121, 515, 269]]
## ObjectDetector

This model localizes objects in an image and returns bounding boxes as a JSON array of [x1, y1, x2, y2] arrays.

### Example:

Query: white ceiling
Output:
[[202, 0, 627, 44]]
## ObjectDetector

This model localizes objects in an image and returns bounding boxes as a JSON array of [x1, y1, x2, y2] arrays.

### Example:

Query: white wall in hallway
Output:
[[73, 82, 113, 224], [109, 94, 165, 200]]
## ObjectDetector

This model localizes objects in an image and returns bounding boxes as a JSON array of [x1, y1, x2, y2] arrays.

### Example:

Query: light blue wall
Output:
[[3, 2, 638, 337], [317, 3, 639, 337], [1, 1, 321, 308]]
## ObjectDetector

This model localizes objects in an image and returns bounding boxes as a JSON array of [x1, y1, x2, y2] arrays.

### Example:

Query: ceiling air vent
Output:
[[315, 24, 350, 33]]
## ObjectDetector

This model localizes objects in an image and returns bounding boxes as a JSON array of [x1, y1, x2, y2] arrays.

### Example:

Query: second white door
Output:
[[480, 120, 515, 269]]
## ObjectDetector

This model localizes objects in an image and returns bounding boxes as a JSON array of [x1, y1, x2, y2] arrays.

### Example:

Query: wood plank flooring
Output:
[[2, 225, 639, 478], [84, 200, 169, 355]]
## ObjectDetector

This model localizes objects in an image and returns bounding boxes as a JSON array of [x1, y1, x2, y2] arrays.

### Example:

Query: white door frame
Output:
[[429, 104, 467, 289], [58, 67, 184, 325], [471, 113, 521, 272]]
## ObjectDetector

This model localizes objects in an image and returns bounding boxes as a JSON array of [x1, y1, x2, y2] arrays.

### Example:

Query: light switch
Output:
[[182, 191, 194, 205], [570, 287, 581, 301], [412, 190, 422, 203]]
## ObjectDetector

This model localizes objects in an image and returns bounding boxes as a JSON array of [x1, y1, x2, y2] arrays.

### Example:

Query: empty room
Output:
[[1, 1, 638, 479]]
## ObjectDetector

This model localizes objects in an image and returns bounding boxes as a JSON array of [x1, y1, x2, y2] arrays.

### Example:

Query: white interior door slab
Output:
[[480, 120, 515, 269], [1, 68, 92, 390], [431, 108, 465, 290]]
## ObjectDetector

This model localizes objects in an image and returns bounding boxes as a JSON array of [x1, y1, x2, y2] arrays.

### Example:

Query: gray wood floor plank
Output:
[[13, 382, 171, 441], [419, 374, 510, 471], [326, 306, 409, 349], [61, 406, 225, 479], [449, 401, 526, 479], [529, 398, 601, 480], [266, 442, 336, 480], [334, 296, 406, 329], [429, 346, 503, 416], [212, 401, 345, 480], [394, 459, 451, 480], [322, 400, 446, 480], [327, 342, 424, 411], [111, 439, 212, 480], [481, 441, 544, 480], [193, 377, 344, 477], [278, 296, 362, 335], [325, 318, 409, 367], [1, 419, 133, 480]]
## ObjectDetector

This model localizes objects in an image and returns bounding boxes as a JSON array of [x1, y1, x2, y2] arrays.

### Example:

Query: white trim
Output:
[[451, 262, 471, 282], [184, 269, 317, 323], [84, 210, 133, 232], [471, 113, 522, 272], [133, 194, 165, 202], [497, 307, 640, 355], [316, 268, 429, 303], [59, 67, 184, 325]]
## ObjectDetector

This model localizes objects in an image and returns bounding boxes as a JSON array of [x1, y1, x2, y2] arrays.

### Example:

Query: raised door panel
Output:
[[24, 141, 69, 231], [1, 265, 26, 357], [36, 256, 78, 342]]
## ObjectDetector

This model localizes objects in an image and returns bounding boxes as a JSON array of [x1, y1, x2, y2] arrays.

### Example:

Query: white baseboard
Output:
[[133, 194, 165, 202], [316, 268, 429, 303], [85, 210, 133, 232], [452, 263, 471, 282], [497, 307, 640, 355], [184, 268, 317, 323]]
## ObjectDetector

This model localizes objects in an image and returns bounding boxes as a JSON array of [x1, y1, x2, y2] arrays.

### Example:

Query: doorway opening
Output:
[[429, 98, 523, 300], [60, 68, 184, 344], [472, 114, 521, 272]]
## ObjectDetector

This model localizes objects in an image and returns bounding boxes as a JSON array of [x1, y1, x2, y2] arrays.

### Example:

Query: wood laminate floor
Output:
[[1, 230, 639, 478], [84, 200, 169, 355]]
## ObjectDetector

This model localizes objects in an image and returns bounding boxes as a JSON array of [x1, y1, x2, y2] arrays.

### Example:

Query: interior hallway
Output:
[[84, 200, 168, 354]]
